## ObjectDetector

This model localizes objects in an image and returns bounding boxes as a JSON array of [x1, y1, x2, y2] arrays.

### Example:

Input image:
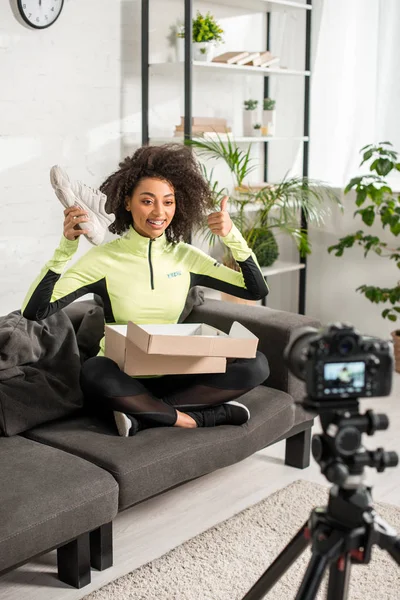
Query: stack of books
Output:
[[235, 183, 276, 194], [212, 51, 279, 68], [174, 117, 231, 136]]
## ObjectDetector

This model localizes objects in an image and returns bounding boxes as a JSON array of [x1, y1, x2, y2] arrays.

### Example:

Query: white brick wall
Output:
[[0, 0, 297, 316], [0, 0, 142, 315], [4, 0, 392, 339]]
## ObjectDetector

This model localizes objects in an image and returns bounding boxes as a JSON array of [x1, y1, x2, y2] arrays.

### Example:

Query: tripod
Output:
[[242, 400, 400, 600]]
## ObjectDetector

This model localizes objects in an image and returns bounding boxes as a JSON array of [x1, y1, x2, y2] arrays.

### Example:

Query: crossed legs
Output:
[[80, 352, 270, 433]]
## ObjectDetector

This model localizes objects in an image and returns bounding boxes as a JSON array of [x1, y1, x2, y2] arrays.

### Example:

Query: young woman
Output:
[[22, 144, 269, 436]]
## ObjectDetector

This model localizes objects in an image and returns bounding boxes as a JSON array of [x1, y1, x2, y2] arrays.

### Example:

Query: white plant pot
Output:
[[176, 37, 185, 62], [193, 41, 214, 62], [262, 109, 276, 136], [253, 128, 262, 137], [243, 110, 257, 136]]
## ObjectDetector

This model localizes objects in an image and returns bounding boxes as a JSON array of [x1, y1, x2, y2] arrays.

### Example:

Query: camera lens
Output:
[[284, 327, 320, 381], [338, 337, 355, 356]]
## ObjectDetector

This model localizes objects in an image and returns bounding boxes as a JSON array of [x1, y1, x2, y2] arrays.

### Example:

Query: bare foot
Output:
[[174, 410, 197, 428]]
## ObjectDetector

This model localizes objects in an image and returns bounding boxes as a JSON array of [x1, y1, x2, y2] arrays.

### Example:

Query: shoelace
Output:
[[78, 180, 105, 197]]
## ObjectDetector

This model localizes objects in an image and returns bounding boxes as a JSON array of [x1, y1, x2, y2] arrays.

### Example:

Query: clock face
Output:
[[17, 0, 64, 29]]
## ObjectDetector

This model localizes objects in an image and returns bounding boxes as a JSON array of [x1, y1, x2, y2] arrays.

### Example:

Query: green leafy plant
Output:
[[192, 11, 224, 44], [171, 13, 223, 43], [263, 98, 276, 110], [244, 99, 258, 111], [253, 123, 262, 130], [328, 142, 400, 321], [186, 135, 341, 267]]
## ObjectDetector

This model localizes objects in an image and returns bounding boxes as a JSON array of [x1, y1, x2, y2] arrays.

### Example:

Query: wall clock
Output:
[[17, 0, 64, 30]]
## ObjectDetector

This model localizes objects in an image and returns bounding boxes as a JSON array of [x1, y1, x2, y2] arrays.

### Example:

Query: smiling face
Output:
[[126, 177, 176, 238]]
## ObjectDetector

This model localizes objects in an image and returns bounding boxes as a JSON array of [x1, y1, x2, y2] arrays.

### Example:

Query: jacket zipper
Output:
[[148, 239, 155, 290]]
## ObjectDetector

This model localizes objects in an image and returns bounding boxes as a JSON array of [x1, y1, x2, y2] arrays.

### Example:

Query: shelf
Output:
[[150, 61, 310, 78], [150, 136, 309, 144], [261, 261, 305, 277], [209, 0, 311, 12]]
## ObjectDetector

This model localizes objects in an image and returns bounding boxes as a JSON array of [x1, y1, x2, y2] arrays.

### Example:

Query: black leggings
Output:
[[80, 351, 269, 428]]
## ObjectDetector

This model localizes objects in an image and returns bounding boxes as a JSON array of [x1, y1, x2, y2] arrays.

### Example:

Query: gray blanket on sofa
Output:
[[0, 310, 83, 436]]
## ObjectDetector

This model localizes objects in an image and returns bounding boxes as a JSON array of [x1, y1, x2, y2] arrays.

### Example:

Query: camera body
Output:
[[285, 323, 393, 401]]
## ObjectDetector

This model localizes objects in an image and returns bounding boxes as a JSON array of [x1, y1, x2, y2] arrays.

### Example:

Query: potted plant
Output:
[[175, 22, 185, 62], [243, 99, 258, 136], [253, 123, 262, 137], [170, 13, 224, 62], [168, 21, 185, 62], [263, 98, 276, 136], [192, 11, 224, 62], [186, 135, 341, 293], [328, 141, 400, 371]]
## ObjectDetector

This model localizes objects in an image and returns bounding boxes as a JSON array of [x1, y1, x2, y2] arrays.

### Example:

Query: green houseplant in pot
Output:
[[173, 21, 185, 62], [328, 141, 400, 371], [253, 123, 262, 137], [187, 135, 341, 278], [263, 97, 276, 136], [192, 11, 224, 61], [243, 99, 259, 136], [171, 12, 224, 62]]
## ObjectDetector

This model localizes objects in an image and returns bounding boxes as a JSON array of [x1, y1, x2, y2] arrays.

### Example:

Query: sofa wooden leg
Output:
[[90, 522, 113, 571], [285, 428, 312, 469], [57, 533, 91, 588]]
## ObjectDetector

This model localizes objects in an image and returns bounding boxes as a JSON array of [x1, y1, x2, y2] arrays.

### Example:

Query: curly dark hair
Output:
[[100, 144, 213, 243]]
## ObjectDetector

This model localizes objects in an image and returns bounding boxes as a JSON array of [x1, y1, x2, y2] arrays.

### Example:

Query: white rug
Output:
[[84, 480, 400, 600]]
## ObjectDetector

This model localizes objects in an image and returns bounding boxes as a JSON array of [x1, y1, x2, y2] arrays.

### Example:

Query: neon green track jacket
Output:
[[22, 224, 269, 355]]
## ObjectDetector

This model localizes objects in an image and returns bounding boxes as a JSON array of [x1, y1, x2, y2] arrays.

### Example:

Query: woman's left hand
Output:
[[207, 196, 232, 238]]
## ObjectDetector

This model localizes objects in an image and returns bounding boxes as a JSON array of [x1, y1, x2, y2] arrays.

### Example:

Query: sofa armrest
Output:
[[185, 299, 321, 402]]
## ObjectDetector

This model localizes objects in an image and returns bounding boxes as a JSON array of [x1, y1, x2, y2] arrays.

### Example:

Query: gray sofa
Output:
[[0, 297, 319, 589]]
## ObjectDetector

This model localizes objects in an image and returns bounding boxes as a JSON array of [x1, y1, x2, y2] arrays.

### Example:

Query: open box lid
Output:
[[125, 321, 258, 358]]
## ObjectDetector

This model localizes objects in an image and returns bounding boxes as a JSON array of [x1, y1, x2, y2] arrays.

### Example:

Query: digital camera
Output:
[[284, 323, 393, 401]]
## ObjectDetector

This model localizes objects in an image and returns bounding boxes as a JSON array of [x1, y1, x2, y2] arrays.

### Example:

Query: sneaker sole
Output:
[[50, 166, 79, 210], [226, 400, 251, 421], [114, 411, 131, 437]]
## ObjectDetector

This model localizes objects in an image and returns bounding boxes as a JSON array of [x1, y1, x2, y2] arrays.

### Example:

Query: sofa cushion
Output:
[[0, 436, 118, 572], [24, 386, 294, 511], [0, 310, 83, 436]]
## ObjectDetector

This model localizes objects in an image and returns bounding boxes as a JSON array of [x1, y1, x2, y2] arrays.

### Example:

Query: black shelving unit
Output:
[[141, 0, 312, 315]]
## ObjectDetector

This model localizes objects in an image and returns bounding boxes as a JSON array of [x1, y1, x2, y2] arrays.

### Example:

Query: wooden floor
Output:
[[1, 374, 399, 600]]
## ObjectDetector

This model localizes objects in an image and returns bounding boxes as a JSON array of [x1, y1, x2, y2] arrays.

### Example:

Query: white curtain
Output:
[[309, 0, 400, 189]]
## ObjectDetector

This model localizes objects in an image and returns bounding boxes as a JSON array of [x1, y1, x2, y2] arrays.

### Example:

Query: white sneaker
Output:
[[50, 165, 115, 246], [113, 411, 132, 437]]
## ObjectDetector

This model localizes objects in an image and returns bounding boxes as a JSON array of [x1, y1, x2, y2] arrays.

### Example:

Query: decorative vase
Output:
[[176, 37, 185, 62], [251, 228, 280, 267], [391, 330, 400, 373], [243, 110, 256, 136], [193, 41, 214, 62], [262, 109, 276, 136]]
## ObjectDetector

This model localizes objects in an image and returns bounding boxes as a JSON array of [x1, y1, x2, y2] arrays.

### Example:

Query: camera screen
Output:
[[323, 361, 366, 396]]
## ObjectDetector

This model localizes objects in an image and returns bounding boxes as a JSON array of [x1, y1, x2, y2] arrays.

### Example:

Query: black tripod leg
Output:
[[386, 536, 400, 565], [377, 532, 400, 565], [242, 523, 309, 600], [295, 553, 331, 600], [327, 554, 351, 600]]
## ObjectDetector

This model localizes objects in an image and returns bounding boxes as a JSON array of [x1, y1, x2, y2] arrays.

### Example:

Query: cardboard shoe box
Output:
[[105, 321, 258, 377]]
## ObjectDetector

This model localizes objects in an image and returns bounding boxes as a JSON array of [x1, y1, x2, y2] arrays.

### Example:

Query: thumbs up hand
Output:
[[207, 195, 233, 238]]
